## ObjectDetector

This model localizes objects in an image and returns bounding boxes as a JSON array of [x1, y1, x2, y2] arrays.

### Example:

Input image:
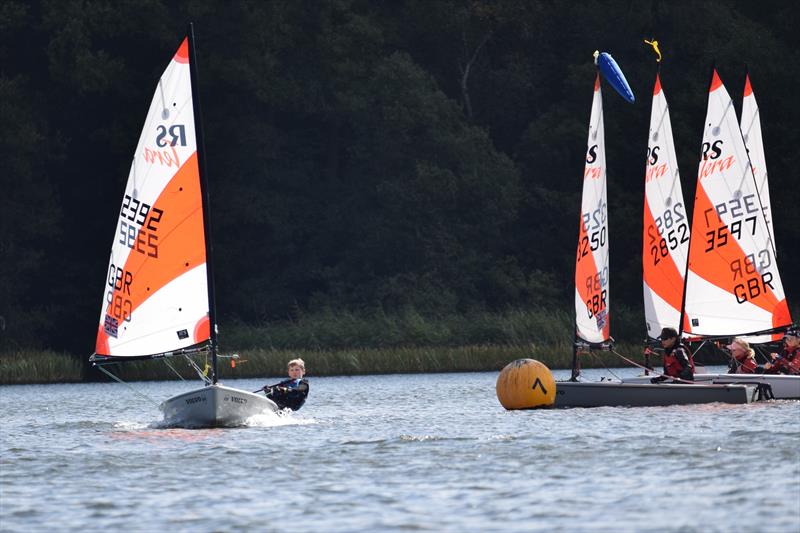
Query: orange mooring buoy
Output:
[[496, 359, 556, 410]]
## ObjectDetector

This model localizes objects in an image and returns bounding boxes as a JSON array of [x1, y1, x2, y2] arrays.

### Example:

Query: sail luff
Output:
[[187, 23, 219, 384], [740, 70, 776, 254]]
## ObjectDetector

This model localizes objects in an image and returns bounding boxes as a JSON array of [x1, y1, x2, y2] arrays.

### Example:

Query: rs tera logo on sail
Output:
[[698, 140, 734, 179], [143, 124, 187, 167], [584, 145, 602, 179]]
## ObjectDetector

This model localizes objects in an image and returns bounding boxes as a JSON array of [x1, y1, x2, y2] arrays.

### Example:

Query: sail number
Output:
[[584, 267, 608, 319], [730, 251, 775, 304], [647, 202, 689, 266], [118, 194, 163, 258], [577, 205, 607, 261], [703, 195, 759, 252], [105, 263, 133, 323]]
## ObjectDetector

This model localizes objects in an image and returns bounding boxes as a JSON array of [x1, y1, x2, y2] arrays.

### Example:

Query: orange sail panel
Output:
[[94, 37, 210, 358], [642, 73, 690, 339], [683, 69, 791, 341], [575, 75, 610, 344]]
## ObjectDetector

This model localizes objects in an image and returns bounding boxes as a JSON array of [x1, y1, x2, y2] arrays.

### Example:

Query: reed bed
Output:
[[0, 350, 84, 385]]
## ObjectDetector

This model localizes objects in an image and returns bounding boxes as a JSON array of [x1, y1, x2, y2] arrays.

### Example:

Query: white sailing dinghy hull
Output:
[[622, 374, 800, 400], [160, 384, 279, 428], [555, 381, 752, 408]]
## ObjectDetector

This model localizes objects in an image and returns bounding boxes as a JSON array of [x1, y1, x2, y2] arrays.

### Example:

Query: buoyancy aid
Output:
[[663, 343, 694, 380], [730, 356, 757, 374], [770, 346, 800, 375]]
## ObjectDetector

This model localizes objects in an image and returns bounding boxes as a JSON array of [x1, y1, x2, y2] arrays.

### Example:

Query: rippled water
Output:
[[2, 368, 799, 532]]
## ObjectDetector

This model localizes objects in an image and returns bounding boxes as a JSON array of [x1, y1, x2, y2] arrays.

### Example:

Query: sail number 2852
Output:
[[647, 202, 689, 266]]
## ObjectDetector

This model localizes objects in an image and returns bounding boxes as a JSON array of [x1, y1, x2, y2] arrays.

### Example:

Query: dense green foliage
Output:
[[1, 1, 798, 356]]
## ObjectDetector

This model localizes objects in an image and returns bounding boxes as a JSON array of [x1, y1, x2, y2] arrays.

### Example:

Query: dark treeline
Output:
[[1, 0, 798, 354]]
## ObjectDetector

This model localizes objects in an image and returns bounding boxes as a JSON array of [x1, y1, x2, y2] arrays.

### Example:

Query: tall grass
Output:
[[223, 307, 583, 350], [0, 350, 84, 385], [2, 307, 656, 384]]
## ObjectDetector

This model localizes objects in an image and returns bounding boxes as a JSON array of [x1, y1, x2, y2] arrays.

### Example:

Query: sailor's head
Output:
[[287, 358, 305, 378], [783, 327, 799, 347], [726, 338, 753, 361], [658, 327, 679, 348]]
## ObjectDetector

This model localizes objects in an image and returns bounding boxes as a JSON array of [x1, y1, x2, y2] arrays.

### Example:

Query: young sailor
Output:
[[726, 338, 758, 374], [650, 327, 695, 383], [764, 327, 800, 375], [261, 358, 309, 410]]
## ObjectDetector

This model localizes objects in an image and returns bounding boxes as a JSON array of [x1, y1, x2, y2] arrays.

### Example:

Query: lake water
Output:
[[1, 367, 799, 532]]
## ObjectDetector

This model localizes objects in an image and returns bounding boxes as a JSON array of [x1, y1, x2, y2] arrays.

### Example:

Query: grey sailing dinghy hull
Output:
[[622, 373, 799, 400], [554, 381, 752, 408], [160, 384, 279, 428]]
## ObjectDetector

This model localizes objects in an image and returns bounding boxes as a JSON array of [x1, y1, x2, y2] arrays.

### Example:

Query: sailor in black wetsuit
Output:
[[262, 358, 309, 410]]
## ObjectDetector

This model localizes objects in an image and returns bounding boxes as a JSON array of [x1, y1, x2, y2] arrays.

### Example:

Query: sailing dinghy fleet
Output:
[[89, 30, 795, 421], [90, 26, 279, 427], [558, 53, 798, 407]]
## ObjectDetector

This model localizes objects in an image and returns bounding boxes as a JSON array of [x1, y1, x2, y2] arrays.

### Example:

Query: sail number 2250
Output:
[[577, 205, 607, 261]]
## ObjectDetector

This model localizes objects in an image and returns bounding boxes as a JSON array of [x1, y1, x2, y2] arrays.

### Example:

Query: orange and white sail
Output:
[[94, 37, 211, 358], [683, 69, 791, 342], [642, 73, 689, 339], [575, 75, 610, 344], [740, 72, 776, 250]]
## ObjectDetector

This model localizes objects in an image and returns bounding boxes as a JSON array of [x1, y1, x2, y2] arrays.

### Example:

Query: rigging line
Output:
[[587, 349, 622, 381], [163, 358, 186, 381], [610, 348, 695, 384], [183, 354, 212, 384], [96, 365, 160, 407]]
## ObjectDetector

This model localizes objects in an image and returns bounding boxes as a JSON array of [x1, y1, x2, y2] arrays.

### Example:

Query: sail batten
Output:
[[682, 69, 791, 343], [575, 75, 610, 344], [94, 35, 211, 360]]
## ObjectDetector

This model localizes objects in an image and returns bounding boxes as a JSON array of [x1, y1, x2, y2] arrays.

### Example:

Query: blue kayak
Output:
[[597, 52, 635, 103]]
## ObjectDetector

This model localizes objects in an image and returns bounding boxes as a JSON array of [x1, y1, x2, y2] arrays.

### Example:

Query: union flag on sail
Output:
[[642, 72, 689, 339], [94, 37, 211, 358], [575, 75, 610, 344], [683, 69, 791, 342]]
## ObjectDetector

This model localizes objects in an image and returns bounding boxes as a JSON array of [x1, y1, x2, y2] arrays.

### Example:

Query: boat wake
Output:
[[245, 409, 316, 428]]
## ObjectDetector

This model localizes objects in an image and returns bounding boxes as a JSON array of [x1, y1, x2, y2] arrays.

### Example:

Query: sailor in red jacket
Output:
[[726, 337, 758, 374], [764, 327, 800, 375], [651, 327, 695, 383]]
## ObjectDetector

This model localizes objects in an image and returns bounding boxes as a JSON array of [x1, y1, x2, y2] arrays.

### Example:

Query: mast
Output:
[[677, 63, 715, 339], [187, 23, 219, 384]]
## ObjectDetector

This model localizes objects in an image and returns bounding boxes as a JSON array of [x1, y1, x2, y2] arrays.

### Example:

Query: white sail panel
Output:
[[740, 73, 775, 250], [95, 38, 210, 358], [642, 73, 689, 338], [683, 70, 791, 340], [575, 75, 610, 344]]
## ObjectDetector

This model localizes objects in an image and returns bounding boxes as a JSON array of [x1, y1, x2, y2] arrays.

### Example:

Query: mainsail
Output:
[[740, 71, 776, 250], [93, 37, 212, 360], [642, 72, 689, 339], [682, 69, 791, 341], [575, 75, 610, 344]]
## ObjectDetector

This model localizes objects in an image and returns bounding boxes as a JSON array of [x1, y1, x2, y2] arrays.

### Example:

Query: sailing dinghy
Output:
[[89, 25, 279, 427], [554, 69, 752, 407], [624, 69, 798, 398]]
